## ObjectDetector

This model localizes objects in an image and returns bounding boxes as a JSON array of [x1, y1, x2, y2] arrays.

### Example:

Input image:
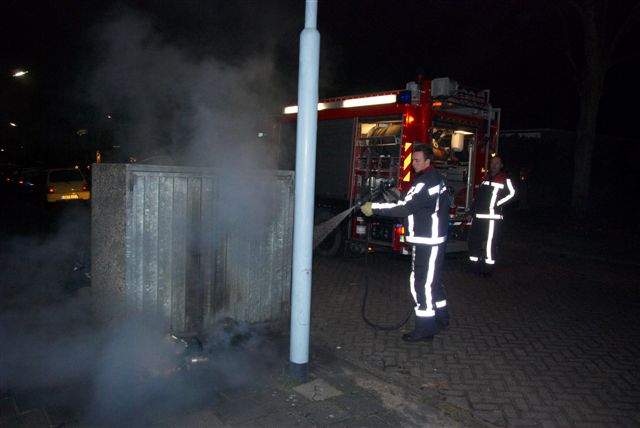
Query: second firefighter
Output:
[[467, 155, 516, 274]]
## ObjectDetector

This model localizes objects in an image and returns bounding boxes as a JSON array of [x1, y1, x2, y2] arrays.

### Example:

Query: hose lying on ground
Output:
[[313, 205, 412, 330], [360, 220, 413, 331]]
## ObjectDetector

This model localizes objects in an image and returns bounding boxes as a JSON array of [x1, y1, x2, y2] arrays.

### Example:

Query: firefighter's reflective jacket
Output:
[[371, 165, 449, 245], [469, 172, 516, 220]]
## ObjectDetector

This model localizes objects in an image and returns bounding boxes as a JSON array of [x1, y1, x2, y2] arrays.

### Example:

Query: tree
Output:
[[561, 0, 640, 218]]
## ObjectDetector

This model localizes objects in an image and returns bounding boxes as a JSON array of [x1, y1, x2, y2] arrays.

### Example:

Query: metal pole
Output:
[[289, 0, 320, 382], [466, 137, 475, 209]]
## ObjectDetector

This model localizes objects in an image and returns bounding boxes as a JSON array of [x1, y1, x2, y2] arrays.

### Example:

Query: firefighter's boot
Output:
[[435, 307, 450, 329], [402, 316, 439, 343]]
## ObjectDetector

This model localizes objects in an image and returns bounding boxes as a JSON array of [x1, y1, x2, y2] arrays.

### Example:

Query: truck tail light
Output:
[[395, 224, 405, 239], [393, 223, 407, 253]]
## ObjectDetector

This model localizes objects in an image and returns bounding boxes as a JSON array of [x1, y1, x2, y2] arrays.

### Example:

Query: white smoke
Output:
[[88, 7, 284, 168], [1, 5, 293, 425]]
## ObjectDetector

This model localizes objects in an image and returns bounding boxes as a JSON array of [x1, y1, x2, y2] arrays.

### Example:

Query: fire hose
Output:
[[358, 205, 413, 331], [312, 202, 413, 331]]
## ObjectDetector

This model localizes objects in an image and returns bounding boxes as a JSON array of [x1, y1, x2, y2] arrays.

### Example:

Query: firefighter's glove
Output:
[[360, 202, 374, 217]]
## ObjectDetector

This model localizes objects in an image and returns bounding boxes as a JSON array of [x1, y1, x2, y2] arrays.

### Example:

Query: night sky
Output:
[[1, 0, 639, 165]]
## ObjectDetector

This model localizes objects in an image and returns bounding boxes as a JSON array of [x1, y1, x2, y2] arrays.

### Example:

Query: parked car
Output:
[[45, 167, 90, 203]]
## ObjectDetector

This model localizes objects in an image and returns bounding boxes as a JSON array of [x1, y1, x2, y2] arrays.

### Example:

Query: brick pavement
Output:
[[310, 230, 640, 427], [2, 200, 639, 427]]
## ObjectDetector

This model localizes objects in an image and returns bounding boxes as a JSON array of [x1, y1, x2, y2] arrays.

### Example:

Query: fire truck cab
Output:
[[278, 77, 500, 256]]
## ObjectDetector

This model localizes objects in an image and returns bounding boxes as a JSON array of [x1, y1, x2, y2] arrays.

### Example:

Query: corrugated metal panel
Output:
[[93, 164, 294, 335]]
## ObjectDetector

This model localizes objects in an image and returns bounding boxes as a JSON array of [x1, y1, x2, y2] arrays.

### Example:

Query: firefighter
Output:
[[467, 155, 516, 275], [360, 145, 450, 342]]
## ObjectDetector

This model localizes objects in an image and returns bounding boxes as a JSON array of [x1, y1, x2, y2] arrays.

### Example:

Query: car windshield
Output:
[[49, 170, 84, 182]]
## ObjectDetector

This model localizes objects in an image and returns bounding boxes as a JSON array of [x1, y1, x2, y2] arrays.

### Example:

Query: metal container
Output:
[[91, 163, 294, 334]]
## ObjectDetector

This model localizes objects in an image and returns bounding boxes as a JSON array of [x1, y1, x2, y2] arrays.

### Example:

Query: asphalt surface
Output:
[[1, 196, 639, 427]]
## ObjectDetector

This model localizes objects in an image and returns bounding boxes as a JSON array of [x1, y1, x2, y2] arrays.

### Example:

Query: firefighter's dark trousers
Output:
[[411, 243, 447, 326], [468, 217, 502, 266]]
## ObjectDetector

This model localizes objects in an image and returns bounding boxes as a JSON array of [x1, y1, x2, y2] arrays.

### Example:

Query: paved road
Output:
[[310, 225, 640, 427], [2, 193, 638, 427]]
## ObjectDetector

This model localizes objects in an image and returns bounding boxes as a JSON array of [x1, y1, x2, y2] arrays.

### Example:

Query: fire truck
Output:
[[277, 77, 501, 256]]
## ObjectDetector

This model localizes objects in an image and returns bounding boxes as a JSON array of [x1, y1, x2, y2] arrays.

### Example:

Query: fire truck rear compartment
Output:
[[278, 78, 500, 255]]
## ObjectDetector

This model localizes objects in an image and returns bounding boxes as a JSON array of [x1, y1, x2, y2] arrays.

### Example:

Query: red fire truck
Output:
[[277, 77, 501, 256]]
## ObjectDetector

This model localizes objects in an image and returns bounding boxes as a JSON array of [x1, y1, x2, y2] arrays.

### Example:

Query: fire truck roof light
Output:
[[283, 102, 328, 114], [342, 94, 396, 108], [284, 94, 397, 114], [396, 90, 412, 105]]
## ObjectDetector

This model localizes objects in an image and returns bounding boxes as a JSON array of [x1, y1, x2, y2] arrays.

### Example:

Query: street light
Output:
[[12, 69, 29, 78]]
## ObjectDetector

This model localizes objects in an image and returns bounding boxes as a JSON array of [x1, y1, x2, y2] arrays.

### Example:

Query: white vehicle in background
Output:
[[45, 167, 90, 203]]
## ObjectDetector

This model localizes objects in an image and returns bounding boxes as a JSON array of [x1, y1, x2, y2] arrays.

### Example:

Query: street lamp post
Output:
[[289, 0, 320, 383]]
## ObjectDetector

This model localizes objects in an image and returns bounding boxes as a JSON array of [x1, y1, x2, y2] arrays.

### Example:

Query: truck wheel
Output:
[[315, 210, 344, 257]]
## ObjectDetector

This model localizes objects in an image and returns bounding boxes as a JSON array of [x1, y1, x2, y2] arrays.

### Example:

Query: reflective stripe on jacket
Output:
[[470, 172, 516, 220], [371, 166, 449, 245]]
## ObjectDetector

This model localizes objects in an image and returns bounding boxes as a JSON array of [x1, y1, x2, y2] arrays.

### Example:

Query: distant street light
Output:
[[12, 69, 29, 78], [9, 122, 17, 127]]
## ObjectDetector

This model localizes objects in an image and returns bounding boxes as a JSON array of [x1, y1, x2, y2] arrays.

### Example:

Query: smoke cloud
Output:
[[87, 6, 291, 168], [0, 204, 96, 400], [1, 212, 282, 425], [2, 5, 293, 425]]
